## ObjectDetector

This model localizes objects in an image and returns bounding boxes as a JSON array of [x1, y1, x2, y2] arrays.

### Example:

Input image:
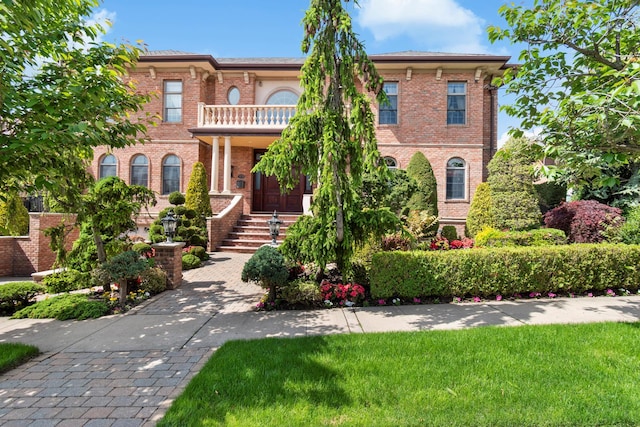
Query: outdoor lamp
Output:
[[160, 210, 177, 243], [267, 210, 283, 245]]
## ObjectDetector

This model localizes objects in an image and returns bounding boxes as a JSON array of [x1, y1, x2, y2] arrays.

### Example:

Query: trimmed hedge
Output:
[[475, 227, 567, 247], [370, 244, 640, 299]]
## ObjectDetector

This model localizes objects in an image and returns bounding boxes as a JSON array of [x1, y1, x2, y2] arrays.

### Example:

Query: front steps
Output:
[[216, 213, 300, 253]]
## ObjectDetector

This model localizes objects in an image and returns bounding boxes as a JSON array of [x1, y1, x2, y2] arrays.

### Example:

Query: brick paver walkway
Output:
[[0, 253, 258, 426]]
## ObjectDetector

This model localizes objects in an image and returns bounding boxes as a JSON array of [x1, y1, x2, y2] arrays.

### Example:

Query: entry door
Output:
[[252, 150, 304, 213]]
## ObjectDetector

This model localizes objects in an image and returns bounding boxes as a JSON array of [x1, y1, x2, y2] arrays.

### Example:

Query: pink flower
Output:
[[588, 292, 594, 297], [606, 289, 616, 296], [473, 296, 481, 303], [378, 299, 386, 305], [454, 296, 462, 303], [529, 292, 541, 298], [548, 292, 556, 298], [496, 295, 503, 301], [413, 297, 421, 303]]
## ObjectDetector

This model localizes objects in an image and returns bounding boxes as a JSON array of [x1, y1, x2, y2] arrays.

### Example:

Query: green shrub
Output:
[[617, 205, 640, 244], [475, 227, 567, 247], [132, 242, 153, 257], [280, 280, 322, 305], [41, 270, 91, 294], [174, 206, 187, 216], [138, 267, 167, 294], [187, 246, 209, 261], [535, 181, 566, 214], [406, 151, 439, 234], [12, 293, 109, 320], [182, 253, 201, 270], [185, 162, 212, 218], [466, 182, 495, 238], [0, 191, 29, 236], [0, 282, 45, 314], [168, 191, 185, 205], [441, 225, 458, 241], [370, 244, 640, 299], [184, 209, 197, 220], [487, 138, 541, 231], [241, 245, 289, 302]]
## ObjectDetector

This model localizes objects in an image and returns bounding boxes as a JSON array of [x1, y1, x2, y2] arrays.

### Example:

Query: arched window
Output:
[[383, 156, 398, 169], [162, 155, 181, 195], [446, 157, 466, 200], [99, 154, 117, 179], [130, 155, 149, 187], [259, 89, 299, 124]]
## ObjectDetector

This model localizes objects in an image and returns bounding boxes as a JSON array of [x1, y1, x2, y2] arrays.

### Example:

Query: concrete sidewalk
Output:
[[1, 253, 640, 426]]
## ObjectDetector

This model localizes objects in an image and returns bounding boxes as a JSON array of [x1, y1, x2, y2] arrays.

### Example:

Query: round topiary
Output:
[[241, 245, 289, 302], [182, 253, 201, 270], [174, 205, 187, 216], [188, 246, 209, 261], [190, 234, 207, 247], [184, 209, 197, 220], [168, 191, 185, 206], [441, 225, 458, 241], [138, 267, 167, 294]]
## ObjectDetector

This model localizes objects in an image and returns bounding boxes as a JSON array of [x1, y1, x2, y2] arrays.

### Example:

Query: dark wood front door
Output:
[[252, 150, 305, 213]]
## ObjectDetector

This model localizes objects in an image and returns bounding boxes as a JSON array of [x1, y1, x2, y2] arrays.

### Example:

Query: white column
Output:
[[210, 136, 219, 193], [223, 136, 232, 194]]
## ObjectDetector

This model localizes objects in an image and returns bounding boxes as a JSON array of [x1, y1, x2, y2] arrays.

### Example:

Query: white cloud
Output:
[[356, 0, 487, 53], [498, 127, 544, 148]]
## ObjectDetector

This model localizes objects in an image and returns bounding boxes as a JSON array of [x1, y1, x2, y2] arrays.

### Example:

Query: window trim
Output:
[[162, 154, 181, 195], [446, 81, 467, 126], [99, 154, 117, 179], [383, 156, 398, 169], [379, 81, 399, 125], [163, 80, 183, 123], [445, 157, 467, 201]]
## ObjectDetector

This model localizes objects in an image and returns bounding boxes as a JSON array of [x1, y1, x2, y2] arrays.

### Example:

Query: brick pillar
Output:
[[152, 242, 185, 289]]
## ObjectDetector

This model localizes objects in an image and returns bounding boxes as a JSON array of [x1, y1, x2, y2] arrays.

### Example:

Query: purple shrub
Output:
[[543, 200, 623, 243]]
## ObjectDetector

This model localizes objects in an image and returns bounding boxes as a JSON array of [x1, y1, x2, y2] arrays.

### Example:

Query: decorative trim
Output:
[[217, 71, 223, 84], [202, 71, 210, 82], [244, 72, 250, 84], [405, 67, 412, 81], [149, 66, 156, 79], [475, 67, 482, 82], [189, 66, 196, 79], [435, 67, 442, 80]]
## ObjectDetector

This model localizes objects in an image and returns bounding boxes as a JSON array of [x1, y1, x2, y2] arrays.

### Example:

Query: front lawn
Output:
[[0, 343, 40, 374], [160, 322, 640, 426]]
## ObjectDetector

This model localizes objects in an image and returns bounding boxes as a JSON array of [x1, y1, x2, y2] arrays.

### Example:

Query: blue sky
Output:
[[95, 0, 532, 142]]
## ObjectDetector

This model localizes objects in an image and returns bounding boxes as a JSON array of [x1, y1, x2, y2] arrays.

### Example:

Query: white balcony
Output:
[[197, 102, 296, 129]]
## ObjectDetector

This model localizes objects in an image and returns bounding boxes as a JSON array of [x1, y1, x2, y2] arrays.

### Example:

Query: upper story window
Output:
[[260, 90, 299, 124], [379, 82, 398, 125], [446, 157, 466, 200], [163, 80, 182, 123], [130, 154, 149, 187], [447, 82, 466, 125], [383, 156, 398, 169], [228, 86, 240, 105], [162, 155, 181, 195], [266, 90, 299, 105], [99, 154, 117, 179]]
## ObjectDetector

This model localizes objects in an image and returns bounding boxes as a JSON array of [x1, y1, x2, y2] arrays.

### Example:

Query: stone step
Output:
[[215, 213, 300, 253]]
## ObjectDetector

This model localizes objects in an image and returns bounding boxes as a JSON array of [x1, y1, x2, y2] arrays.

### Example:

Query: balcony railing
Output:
[[197, 102, 297, 129]]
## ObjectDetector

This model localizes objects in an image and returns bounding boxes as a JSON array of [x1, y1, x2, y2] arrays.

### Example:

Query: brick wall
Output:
[[0, 214, 78, 277], [209, 195, 244, 250]]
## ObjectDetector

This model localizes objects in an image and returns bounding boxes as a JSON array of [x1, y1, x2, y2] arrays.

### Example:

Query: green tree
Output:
[[0, 192, 29, 236], [406, 151, 439, 234], [487, 138, 542, 231], [0, 0, 153, 198], [488, 0, 640, 192], [253, 0, 397, 272], [71, 177, 156, 265], [185, 162, 212, 220], [465, 182, 495, 238]]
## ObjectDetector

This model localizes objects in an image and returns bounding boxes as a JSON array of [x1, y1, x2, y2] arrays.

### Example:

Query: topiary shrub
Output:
[[441, 225, 458, 241], [475, 227, 566, 247], [487, 137, 541, 231], [187, 246, 209, 261], [406, 151, 439, 234], [132, 242, 153, 258], [544, 200, 623, 243], [138, 267, 167, 294], [168, 191, 185, 206], [185, 161, 212, 218], [0, 282, 45, 314], [102, 250, 149, 305], [241, 245, 289, 302], [182, 253, 201, 270], [0, 191, 29, 236], [41, 270, 91, 294], [465, 182, 495, 238]]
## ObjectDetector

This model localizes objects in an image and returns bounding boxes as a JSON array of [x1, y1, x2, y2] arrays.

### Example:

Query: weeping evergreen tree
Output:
[[253, 0, 397, 273]]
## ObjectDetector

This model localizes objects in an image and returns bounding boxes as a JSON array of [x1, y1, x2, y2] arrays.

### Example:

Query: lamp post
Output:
[[267, 210, 283, 246], [160, 210, 178, 243]]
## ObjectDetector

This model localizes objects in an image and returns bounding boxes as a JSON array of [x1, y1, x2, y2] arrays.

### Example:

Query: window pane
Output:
[[162, 155, 180, 194], [165, 109, 182, 122], [131, 166, 148, 187], [100, 165, 116, 179], [380, 82, 398, 125], [165, 94, 182, 108], [448, 82, 466, 94], [446, 169, 465, 199], [447, 96, 465, 110], [165, 81, 182, 92]]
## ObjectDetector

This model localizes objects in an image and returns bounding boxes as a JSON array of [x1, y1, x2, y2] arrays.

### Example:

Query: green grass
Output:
[[159, 322, 640, 427], [0, 343, 40, 374]]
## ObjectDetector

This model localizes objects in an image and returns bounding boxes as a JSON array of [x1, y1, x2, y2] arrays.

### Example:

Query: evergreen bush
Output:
[[441, 225, 458, 241], [138, 267, 167, 294], [0, 191, 29, 236], [465, 182, 495, 237], [475, 227, 567, 247], [42, 270, 91, 294], [0, 282, 45, 314], [406, 152, 439, 234], [487, 138, 541, 231], [185, 162, 212, 218], [241, 245, 289, 302], [616, 205, 640, 244], [168, 191, 185, 206], [182, 253, 201, 270]]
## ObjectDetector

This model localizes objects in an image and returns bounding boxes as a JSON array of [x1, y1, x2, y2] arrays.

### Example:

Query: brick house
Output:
[[90, 50, 511, 249]]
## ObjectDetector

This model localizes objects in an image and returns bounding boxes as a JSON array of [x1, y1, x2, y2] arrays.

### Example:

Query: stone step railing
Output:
[[197, 102, 297, 128]]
